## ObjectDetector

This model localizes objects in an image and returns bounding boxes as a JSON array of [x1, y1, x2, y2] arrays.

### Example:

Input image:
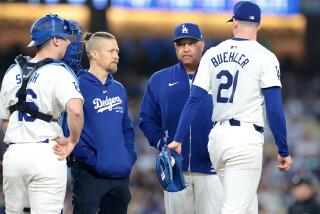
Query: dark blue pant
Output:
[[71, 162, 131, 214]]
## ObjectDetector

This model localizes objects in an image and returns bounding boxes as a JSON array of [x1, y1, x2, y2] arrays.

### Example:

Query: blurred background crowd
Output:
[[0, 0, 320, 214]]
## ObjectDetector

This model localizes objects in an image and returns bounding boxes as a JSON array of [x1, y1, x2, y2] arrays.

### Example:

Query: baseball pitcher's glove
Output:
[[156, 146, 188, 192]]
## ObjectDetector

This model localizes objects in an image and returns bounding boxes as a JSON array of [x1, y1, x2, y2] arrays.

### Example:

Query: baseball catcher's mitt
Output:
[[156, 146, 188, 192]]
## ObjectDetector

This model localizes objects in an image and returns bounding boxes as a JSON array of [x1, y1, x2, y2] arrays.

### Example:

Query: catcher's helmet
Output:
[[27, 14, 73, 47]]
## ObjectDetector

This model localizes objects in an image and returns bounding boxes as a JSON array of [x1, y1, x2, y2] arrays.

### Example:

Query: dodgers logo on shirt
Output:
[[93, 96, 123, 113]]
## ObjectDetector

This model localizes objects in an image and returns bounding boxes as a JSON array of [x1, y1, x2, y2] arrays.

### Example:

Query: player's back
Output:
[[197, 38, 281, 127], [0, 62, 79, 143]]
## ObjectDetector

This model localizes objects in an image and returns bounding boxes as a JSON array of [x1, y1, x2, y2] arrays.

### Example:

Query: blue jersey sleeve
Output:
[[139, 80, 167, 150], [262, 87, 289, 157], [174, 85, 207, 142]]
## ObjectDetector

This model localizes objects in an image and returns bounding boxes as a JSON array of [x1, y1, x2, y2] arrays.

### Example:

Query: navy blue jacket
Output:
[[139, 62, 215, 174], [72, 71, 137, 178]]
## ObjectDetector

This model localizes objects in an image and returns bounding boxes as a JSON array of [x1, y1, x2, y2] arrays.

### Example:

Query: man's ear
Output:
[[233, 20, 239, 30], [200, 40, 205, 51], [257, 23, 261, 31], [52, 37, 59, 47], [90, 50, 98, 60]]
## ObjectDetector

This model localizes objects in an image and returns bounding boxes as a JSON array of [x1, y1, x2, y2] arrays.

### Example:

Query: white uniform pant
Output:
[[208, 121, 264, 214], [164, 172, 223, 214], [3, 142, 67, 214]]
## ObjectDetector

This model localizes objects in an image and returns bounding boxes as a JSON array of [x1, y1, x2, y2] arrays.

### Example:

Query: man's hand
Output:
[[2, 119, 9, 134], [277, 154, 293, 171], [53, 137, 77, 160], [167, 141, 182, 155]]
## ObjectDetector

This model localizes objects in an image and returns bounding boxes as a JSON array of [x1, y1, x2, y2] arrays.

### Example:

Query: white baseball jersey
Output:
[[193, 39, 281, 127], [0, 62, 83, 144]]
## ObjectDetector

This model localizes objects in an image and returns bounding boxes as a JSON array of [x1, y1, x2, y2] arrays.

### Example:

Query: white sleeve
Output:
[[0, 67, 21, 119], [0, 81, 10, 119], [53, 67, 83, 108], [260, 53, 282, 88], [193, 49, 214, 92], [0, 94, 9, 119]]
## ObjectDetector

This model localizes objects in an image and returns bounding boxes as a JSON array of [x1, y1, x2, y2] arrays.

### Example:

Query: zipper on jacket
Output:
[[188, 126, 191, 172], [187, 73, 193, 172]]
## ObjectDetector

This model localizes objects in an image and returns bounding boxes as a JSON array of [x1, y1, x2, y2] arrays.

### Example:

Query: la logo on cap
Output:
[[181, 25, 188, 34]]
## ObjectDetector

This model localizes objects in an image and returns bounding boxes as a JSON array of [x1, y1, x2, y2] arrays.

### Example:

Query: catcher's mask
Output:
[[62, 19, 83, 74], [28, 14, 83, 74]]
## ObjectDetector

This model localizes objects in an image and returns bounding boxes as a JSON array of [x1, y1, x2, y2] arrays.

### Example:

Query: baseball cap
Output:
[[28, 14, 73, 47], [227, 1, 261, 23], [173, 23, 203, 42]]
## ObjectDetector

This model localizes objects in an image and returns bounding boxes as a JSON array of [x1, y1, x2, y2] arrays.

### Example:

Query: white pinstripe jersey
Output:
[[0, 62, 83, 144], [193, 39, 281, 127]]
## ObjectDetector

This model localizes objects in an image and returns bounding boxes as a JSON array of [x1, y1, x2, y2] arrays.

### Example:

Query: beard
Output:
[[108, 63, 118, 74]]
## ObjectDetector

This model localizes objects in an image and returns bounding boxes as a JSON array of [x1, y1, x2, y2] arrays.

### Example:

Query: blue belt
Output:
[[214, 119, 264, 133]]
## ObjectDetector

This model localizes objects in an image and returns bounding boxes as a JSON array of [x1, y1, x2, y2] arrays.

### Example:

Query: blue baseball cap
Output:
[[28, 14, 73, 47], [173, 23, 203, 42], [227, 1, 261, 23]]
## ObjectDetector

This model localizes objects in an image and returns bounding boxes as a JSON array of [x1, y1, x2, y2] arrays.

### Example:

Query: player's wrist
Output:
[[67, 137, 78, 145], [173, 136, 183, 143], [278, 151, 289, 158]]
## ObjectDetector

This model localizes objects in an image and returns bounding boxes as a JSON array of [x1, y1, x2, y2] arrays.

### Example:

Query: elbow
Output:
[[66, 98, 84, 118], [71, 108, 83, 118]]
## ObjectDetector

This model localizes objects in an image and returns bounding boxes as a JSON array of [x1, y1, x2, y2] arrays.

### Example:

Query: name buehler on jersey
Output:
[[194, 39, 281, 127]]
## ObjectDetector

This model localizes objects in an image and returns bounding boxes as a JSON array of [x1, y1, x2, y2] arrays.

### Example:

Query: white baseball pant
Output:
[[208, 121, 264, 214], [164, 172, 223, 214], [3, 141, 67, 214]]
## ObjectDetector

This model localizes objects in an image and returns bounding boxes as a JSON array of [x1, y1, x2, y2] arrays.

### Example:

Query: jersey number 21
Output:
[[217, 70, 239, 103]]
